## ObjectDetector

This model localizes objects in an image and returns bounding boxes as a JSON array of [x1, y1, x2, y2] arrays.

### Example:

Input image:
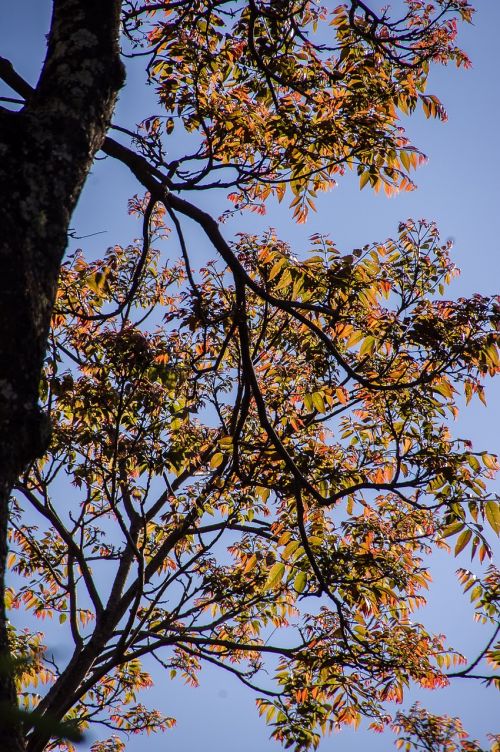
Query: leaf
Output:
[[268, 257, 287, 281], [274, 268, 293, 292], [441, 521, 465, 539], [243, 554, 257, 574], [484, 342, 499, 369], [265, 562, 285, 590], [359, 336, 376, 357], [307, 536, 322, 548], [8, 4, 496, 747], [346, 329, 365, 348], [359, 171, 370, 190], [303, 393, 314, 412], [312, 391, 326, 413], [482, 453, 498, 471], [209, 452, 224, 469], [255, 485, 270, 502], [293, 571, 307, 593], [87, 270, 111, 295], [485, 501, 500, 535], [434, 380, 454, 399], [454, 529, 472, 556], [467, 455, 480, 472], [336, 386, 349, 405], [283, 540, 300, 560], [400, 150, 411, 172]]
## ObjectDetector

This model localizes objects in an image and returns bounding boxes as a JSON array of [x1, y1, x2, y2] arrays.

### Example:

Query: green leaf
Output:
[[485, 501, 500, 535], [312, 392, 325, 413], [303, 393, 314, 412], [467, 455, 480, 472], [400, 150, 411, 171], [359, 336, 376, 357], [283, 540, 300, 560], [293, 571, 307, 593], [441, 521, 465, 539], [265, 562, 285, 590], [454, 529, 472, 556]]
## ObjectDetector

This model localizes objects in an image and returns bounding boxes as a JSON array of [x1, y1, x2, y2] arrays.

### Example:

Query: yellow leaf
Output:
[[243, 554, 257, 574], [307, 535, 322, 548], [274, 268, 293, 292], [482, 453, 498, 471], [283, 540, 300, 560], [434, 380, 454, 399], [210, 452, 224, 469], [268, 257, 287, 281], [359, 171, 370, 189], [312, 391, 326, 413], [256, 485, 271, 502], [346, 330, 364, 348]]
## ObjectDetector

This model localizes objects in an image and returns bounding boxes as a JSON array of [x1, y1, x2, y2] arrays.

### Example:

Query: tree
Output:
[[0, 1, 499, 751], [0, 2, 124, 748]]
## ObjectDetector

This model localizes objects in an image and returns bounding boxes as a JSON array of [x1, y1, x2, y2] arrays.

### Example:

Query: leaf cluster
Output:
[[10, 214, 499, 750]]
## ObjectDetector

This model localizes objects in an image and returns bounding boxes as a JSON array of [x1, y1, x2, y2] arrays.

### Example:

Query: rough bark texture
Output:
[[0, 2, 124, 748]]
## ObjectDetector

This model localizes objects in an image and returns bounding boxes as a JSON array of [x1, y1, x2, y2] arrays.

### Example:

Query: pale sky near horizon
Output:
[[1, 2, 499, 750]]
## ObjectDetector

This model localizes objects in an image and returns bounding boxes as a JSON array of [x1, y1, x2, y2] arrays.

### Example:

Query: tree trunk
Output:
[[0, 2, 124, 748]]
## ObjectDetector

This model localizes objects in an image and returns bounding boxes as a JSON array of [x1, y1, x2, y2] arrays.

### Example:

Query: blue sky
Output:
[[1, 2, 499, 750]]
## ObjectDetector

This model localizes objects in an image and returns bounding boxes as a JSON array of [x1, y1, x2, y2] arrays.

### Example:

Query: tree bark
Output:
[[0, 2, 124, 748]]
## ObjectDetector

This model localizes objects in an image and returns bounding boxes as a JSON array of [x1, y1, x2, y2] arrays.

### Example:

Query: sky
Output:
[[1, 2, 499, 751]]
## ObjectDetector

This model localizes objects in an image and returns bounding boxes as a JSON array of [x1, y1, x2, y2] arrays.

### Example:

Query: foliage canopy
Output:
[[2, 1, 499, 752]]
